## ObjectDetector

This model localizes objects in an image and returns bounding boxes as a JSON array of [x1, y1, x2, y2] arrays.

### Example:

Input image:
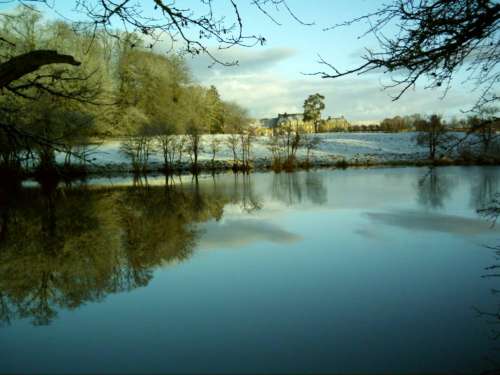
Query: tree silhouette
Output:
[[313, 0, 499, 110]]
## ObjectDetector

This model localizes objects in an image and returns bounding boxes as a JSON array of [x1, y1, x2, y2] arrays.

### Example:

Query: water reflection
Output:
[[365, 210, 499, 236], [0, 177, 230, 325], [227, 173, 262, 213], [416, 167, 454, 209], [1, 167, 500, 374], [0, 171, 320, 326], [271, 171, 327, 206], [198, 219, 301, 250], [3, 168, 500, 326], [476, 194, 500, 374], [471, 167, 500, 212]]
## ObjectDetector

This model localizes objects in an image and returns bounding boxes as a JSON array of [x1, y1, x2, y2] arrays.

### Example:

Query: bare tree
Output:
[[226, 133, 240, 166], [185, 121, 203, 173], [313, 0, 499, 109], [209, 137, 221, 170], [302, 134, 322, 166], [239, 127, 255, 171], [269, 118, 303, 170], [5, 0, 307, 65], [416, 114, 449, 161], [468, 107, 499, 155]]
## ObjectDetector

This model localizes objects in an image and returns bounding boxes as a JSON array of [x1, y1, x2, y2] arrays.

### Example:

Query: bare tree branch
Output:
[[0, 50, 80, 88], [315, 0, 500, 108]]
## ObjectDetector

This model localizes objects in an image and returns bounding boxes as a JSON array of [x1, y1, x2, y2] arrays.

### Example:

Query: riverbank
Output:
[[69, 155, 500, 177], [63, 132, 499, 175], [6, 132, 498, 180]]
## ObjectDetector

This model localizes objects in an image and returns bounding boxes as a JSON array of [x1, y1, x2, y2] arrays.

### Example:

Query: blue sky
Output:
[[183, 0, 477, 122], [1, 0, 480, 122]]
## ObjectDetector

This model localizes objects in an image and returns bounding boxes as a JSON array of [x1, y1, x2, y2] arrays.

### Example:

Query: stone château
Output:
[[251, 113, 351, 135]]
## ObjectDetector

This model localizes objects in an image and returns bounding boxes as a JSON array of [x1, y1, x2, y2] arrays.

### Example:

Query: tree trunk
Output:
[[0, 50, 80, 88]]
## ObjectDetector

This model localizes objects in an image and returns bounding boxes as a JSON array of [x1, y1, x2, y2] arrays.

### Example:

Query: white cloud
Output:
[[187, 46, 475, 121], [188, 46, 297, 80], [197, 72, 471, 120]]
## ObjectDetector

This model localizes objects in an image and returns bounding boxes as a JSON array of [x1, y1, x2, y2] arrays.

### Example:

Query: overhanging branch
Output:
[[0, 50, 80, 89]]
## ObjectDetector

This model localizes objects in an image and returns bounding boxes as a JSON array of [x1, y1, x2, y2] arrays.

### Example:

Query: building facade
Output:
[[251, 113, 351, 135]]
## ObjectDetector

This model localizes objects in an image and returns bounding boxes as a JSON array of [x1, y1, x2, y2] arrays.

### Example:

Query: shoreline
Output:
[[4, 131, 499, 181], [12, 156, 500, 183]]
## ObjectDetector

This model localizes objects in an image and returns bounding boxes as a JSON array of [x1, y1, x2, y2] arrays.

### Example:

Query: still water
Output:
[[1, 167, 499, 374]]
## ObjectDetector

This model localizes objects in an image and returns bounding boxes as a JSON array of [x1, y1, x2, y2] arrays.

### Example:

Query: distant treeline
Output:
[[347, 112, 500, 133]]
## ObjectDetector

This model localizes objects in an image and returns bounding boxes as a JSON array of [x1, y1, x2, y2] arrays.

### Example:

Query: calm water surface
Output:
[[1, 166, 499, 374]]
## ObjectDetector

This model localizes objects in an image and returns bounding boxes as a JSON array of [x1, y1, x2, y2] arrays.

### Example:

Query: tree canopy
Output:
[[0, 6, 252, 174], [303, 93, 325, 133]]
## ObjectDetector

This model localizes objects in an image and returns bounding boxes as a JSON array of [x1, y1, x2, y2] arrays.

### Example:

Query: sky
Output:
[[182, 0, 480, 122], [0, 0, 484, 122]]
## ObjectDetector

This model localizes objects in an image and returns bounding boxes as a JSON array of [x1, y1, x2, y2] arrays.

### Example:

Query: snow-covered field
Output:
[[58, 132, 482, 170]]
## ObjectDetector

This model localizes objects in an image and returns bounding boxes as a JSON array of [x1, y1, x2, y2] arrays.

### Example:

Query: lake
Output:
[[1, 166, 499, 374]]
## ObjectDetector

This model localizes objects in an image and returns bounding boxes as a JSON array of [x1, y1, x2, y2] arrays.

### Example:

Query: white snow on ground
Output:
[[312, 132, 429, 160], [55, 132, 479, 168]]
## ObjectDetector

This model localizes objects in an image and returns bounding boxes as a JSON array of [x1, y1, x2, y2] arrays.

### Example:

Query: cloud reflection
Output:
[[198, 218, 302, 250], [365, 210, 499, 236]]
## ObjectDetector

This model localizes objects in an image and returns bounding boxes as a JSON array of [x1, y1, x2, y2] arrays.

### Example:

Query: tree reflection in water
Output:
[[0, 174, 326, 325], [471, 168, 500, 374], [0, 175, 235, 325], [416, 167, 454, 209], [472, 167, 500, 216], [2, 168, 500, 372], [271, 171, 327, 206], [0, 171, 329, 326], [475, 193, 500, 374]]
